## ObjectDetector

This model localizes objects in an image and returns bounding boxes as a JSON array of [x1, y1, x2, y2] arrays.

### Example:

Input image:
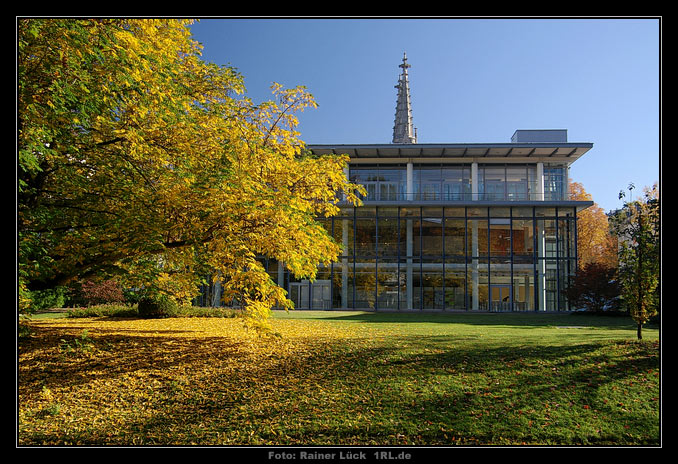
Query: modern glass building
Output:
[[194, 54, 593, 312], [266, 54, 594, 312], [272, 143, 592, 312]]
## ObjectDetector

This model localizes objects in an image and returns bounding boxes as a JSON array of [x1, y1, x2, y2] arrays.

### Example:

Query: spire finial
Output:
[[392, 52, 416, 144], [400, 52, 411, 70]]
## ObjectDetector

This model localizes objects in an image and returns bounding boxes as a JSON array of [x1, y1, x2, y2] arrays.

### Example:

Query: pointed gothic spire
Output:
[[392, 52, 417, 144]]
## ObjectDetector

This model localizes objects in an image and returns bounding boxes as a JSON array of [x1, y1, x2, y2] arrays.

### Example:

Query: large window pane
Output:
[[311, 265, 332, 310], [398, 216, 416, 258], [332, 260, 352, 309], [350, 166, 406, 201], [468, 260, 489, 310], [377, 217, 399, 257], [537, 220, 558, 258], [513, 265, 535, 311], [444, 259, 466, 309], [527, 166, 537, 200], [558, 218, 576, 259], [489, 219, 511, 256], [415, 166, 442, 200], [467, 219, 488, 257], [332, 218, 353, 257], [480, 166, 505, 201], [398, 258, 418, 310], [350, 168, 378, 201], [378, 167, 406, 201], [421, 217, 443, 256], [544, 165, 566, 201], [543, 261, 558, 311], [442, 166, 471, 200], [506, 166, 528, 200], [422, 261, 444, 310], [489, 261, 512, 312], [355, 218, 376, 256], [412, 219, 423, 257], [512, 219, 534, 258], [377, 259, 399, 310], [355, 260, 376, 309], [444, 218, 465, 256]]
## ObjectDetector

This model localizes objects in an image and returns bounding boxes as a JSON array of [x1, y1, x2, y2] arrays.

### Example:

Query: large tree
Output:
[[18, 19, 362, 325]]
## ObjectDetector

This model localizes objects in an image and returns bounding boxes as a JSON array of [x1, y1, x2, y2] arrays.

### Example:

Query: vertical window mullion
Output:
[[375, 207, 379, 311], [352, 208, 356, 310], [555, 208, 560, 312], [465, 206, 468, 311], [397, 208, 400, 311], [442, 206, 446, 311], [419, 207, 423, 310], [510, 207, 514, 311], [533, 207, 538, 312]]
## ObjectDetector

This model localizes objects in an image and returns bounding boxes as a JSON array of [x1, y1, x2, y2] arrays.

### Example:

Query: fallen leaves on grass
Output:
[[18, 316, 660, 446], [18, 316, 380, 445]]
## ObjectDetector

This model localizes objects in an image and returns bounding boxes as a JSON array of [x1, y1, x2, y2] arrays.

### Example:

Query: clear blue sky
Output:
[[189, 17, 660, 213]]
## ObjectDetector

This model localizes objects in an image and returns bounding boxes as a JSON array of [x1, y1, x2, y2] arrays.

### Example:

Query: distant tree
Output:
[[79, 279, 126, 307], [563, 262, 620, 313], [569, 182, 618, 268], [611, 183, 660, 340]]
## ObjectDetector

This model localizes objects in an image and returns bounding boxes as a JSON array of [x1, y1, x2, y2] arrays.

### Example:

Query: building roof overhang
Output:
[[306, 142, 593, 163], [337, 199, 595, 212]]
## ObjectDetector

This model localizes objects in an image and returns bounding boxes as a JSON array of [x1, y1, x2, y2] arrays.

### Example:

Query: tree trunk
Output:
[[637, 322, 643, 340]]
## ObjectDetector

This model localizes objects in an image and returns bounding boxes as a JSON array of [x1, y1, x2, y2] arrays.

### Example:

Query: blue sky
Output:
[[189, 18, 660, 213]]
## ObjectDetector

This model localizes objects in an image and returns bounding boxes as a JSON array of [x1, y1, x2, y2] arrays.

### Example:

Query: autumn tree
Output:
[[569, 181, 617, 268], [611, 183, 660, 340], [18, 19, 362, 327]]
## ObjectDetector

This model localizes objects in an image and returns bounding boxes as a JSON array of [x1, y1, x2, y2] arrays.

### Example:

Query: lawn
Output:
[[17, 310, 660, 446]]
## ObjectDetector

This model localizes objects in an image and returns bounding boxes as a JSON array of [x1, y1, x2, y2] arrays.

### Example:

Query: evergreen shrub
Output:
[[137, 296, 179, 319]]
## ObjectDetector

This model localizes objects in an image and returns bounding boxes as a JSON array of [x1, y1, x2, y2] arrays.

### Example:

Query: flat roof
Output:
[[306, 142, 593, 162]]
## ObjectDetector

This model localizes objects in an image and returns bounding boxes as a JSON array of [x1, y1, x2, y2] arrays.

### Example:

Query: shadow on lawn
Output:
[[314, 310, 642, 330]]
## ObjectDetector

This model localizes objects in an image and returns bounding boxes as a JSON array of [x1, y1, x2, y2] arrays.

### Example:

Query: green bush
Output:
[[137, 296, 179, 319], [177, 306, 241, 318], [27, 287, 69, 313], [67, 305, 139, 318]]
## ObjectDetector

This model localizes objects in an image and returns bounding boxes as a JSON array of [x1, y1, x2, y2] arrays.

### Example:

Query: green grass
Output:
[[270, 311, 660, 445], [18, 310, 660, 446]]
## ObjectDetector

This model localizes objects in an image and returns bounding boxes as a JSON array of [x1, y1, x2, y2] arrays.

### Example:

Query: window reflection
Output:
[[350, 165, 406, 201], [414, 165, 471, 200]]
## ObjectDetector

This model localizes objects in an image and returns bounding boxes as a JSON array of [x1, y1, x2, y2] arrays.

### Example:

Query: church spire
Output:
[[392, 52, 417, 144]]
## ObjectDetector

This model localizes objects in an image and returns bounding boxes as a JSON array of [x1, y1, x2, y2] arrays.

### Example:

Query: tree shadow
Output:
[[316, 310, 641, 330]]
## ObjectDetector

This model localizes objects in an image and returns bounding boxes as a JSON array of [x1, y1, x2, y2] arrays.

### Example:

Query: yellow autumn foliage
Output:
[[18, 19, 364, 327]]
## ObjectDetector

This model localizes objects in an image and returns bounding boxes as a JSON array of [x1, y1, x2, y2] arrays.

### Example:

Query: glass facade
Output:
[[350, 163, 568, 202], [196, 155, 586, 313], [278, 205, 578, 312]]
